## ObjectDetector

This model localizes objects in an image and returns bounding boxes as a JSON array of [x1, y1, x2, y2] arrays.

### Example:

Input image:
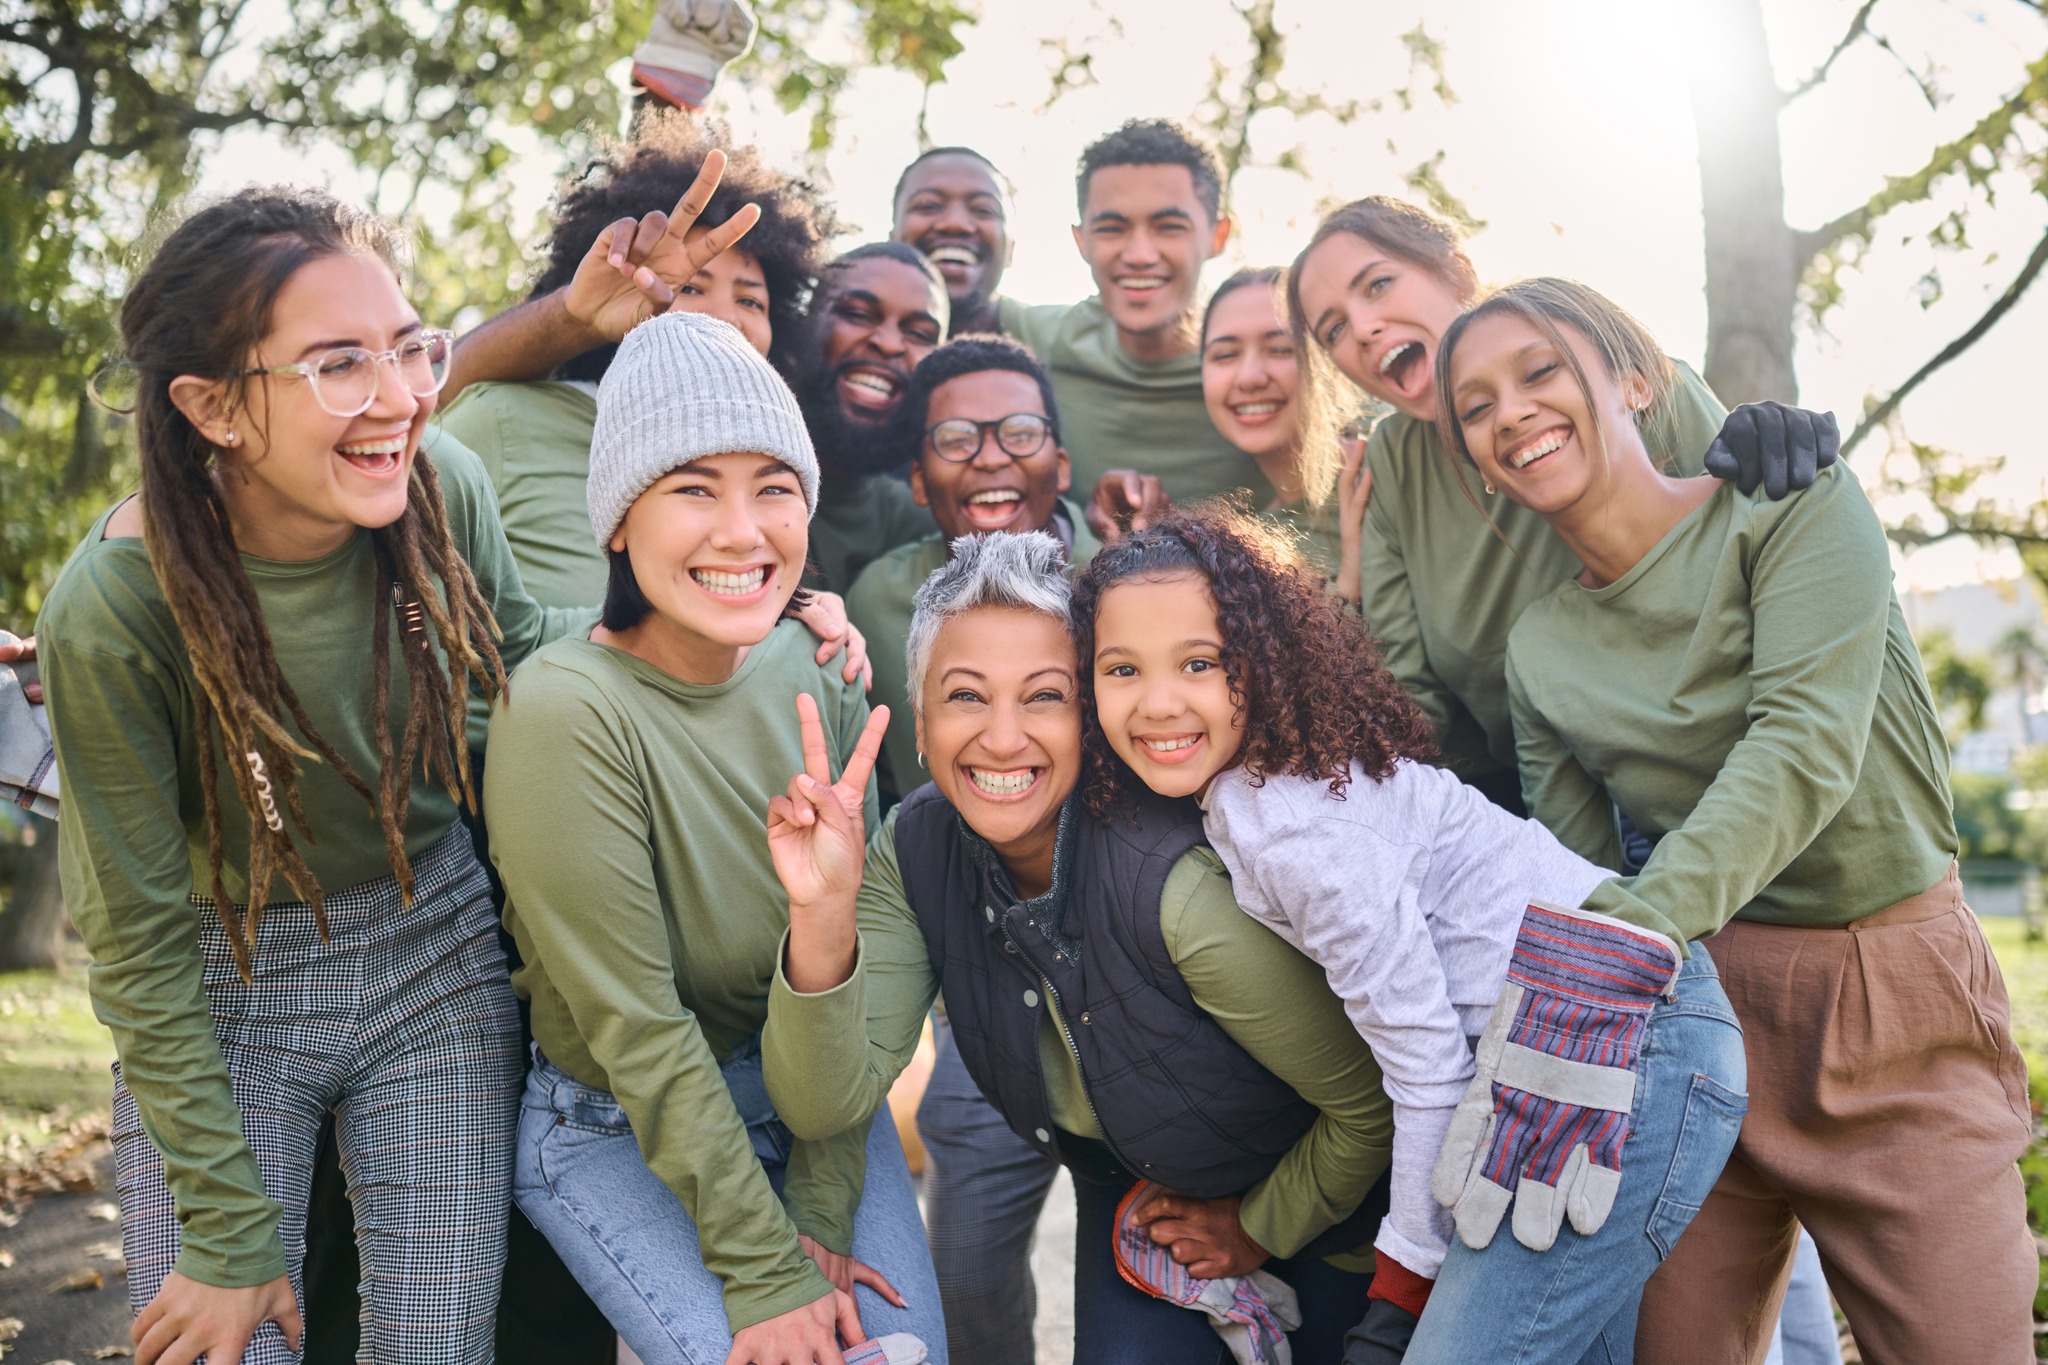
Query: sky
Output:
[[200, 0, 2048, 592]]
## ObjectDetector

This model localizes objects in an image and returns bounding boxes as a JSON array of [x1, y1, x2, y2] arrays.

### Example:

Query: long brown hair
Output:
[[119, 187, 506, 977], [1202, 267, 1347, 504]]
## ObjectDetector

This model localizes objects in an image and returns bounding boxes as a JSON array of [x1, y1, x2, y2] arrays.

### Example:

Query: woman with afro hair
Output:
[[436, 111, 842, 608], [1072, 507, 1745, 1364]]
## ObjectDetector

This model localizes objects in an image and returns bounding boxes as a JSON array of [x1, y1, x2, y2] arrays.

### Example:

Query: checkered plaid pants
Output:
[[111, 828, 523, 1364]]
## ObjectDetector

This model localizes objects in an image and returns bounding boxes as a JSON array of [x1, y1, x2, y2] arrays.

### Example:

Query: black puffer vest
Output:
[[894, 786, 1320, 1197]]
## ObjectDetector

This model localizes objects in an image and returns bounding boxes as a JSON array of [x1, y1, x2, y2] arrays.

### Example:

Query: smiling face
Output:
[[1446, 310, 1651, 520], [671, 232, 772, 356], [893, 152, 1011, 314], [1295, 231, 1469, 423], [911, 368, 1071, 540], [607, 452, 809, 663], [917, 606, 1081, 865], [176, 250, 431, 559], [1089, 571, 1246, 801], [1201, 282, 1299, 461], [1073, 164, 1229, 361], [814, 256, 949, 429]]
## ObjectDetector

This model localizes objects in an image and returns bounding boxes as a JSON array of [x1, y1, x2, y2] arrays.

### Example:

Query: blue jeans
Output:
[[917, 1017, 1062, 1365], [1405, 950, 1748, 1365], [514, 1044, 946, 1365]]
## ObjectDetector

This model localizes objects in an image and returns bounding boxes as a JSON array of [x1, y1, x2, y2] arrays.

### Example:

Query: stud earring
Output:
[[223, 430, 239, 446]]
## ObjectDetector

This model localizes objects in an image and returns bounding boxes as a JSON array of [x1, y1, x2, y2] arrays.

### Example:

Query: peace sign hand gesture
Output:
[[768, 695, 890, 995], [564, 147, 765, 343]]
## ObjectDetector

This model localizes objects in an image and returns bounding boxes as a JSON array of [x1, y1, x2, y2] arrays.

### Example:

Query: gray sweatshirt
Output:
[[1200, 758, 1611, 1277]]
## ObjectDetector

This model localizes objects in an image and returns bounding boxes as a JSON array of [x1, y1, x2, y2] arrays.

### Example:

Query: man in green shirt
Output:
[[890, 146, 1012, 336], [786, 242, 953, 593], [995, 119, 1264, 524], [848, 335, 1101, 802]]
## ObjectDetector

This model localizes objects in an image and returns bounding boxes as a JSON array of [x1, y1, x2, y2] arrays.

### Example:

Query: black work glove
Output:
[[1702, 401, 1839, 501], [1342, 1297, 1421, 1365]]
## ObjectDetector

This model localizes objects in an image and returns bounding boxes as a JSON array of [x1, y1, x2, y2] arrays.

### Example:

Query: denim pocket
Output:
[[1645, 1072, 1747, 1260]]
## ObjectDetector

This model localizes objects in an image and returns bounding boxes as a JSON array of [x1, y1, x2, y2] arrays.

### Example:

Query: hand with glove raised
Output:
[[1430, 902, 1679, 1253], [633, 0, 758, 111], [1703, 400, 1839, 501]]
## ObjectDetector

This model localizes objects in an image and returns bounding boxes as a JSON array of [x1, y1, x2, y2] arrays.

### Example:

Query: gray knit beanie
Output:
[[586, 310, 819, 547]]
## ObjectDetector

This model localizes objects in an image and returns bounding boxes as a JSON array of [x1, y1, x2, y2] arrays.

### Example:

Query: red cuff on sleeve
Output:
[[1366, 1247, 1434, 1318]]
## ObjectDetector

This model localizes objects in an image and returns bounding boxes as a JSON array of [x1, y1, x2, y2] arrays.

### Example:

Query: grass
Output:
[[0, 940, 114, 1155]]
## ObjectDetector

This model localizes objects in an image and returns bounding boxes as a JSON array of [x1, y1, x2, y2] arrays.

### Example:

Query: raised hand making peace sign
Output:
[[767, 692, 891, 920], [565, 147, 765, 343]]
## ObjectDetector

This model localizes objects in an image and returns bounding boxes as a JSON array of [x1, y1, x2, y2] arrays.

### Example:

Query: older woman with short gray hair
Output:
[[761, 531, 1399, 1363]]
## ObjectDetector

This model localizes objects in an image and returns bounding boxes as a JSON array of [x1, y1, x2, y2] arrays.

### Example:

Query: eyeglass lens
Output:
[[308, 334, 452, 416], [931, 414, 1050, 461]]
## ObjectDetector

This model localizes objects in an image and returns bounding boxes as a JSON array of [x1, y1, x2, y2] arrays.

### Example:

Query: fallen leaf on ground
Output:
[[0, 1248, 12, 1267], [0, 1315, 20, 1341], [83, 1203, 118, 1223], [48, 1267, 103, 1292], [92, 1348, 132, 1359], [82, 1241, 121, 1262]]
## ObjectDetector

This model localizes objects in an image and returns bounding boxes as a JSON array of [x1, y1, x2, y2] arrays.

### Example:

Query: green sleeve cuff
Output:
[[723, 1263, 839, 1334], [171, 1235, 290, 1290]]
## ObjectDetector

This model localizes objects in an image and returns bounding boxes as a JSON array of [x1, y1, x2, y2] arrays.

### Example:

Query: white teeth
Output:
[[1116, 276, 1167, 290], [1510, 431, 1567, 469], [845, 372, 896, 396], [969, 767, 1036, 796], [1233, 402, 1282, 417], [691, 567, 767, 595], [968, 490, 1021, 505], [929, 245, 978, 266], [338, 438, 405, 458], [1142, 737, 1199, 753], [1378, 342, 1420, 377]]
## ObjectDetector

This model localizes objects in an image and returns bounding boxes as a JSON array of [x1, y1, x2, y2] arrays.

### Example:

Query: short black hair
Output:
[[1075, 119, 1224, 223], [532, 112, 841, 382], [890, 145, 1012, 214], [895, 333, 1060, 456], [818, 240, 950, 297]]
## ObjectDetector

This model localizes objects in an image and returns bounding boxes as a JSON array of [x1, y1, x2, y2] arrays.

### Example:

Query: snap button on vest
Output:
[[985, 906, 995, 922], [1023, 989, 1039, 1008], [1035, 1127, 1051, 1143]]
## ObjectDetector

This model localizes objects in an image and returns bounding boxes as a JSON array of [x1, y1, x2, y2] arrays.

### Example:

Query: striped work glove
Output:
[[1430, 901, 1680, 1252]]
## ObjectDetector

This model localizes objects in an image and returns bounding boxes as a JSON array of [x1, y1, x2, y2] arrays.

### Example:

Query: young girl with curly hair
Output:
[[1071, 509, 1747, 1365]]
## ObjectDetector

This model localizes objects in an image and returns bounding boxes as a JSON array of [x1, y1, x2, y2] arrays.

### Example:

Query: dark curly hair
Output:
[[1071, 506, 1434, 821], [1076, 118, 1224, 222], [531, 112, 840, 382]]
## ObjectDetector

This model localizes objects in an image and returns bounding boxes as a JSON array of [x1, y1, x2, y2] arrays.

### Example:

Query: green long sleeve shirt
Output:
[[1359, 361, 1724, 790], [762, 806, 1396, 1262], [36, 430, 585, 1289], [1506, 467, 1957, 945], [484, 623, 879, 1332], [843, 501, 1099, 801], [998, 296, 1272, 507], [434, 379, 605, 609]]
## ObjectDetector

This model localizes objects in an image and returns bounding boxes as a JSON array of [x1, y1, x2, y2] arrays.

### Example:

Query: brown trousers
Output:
[[1635, 865, 2036, 1365]]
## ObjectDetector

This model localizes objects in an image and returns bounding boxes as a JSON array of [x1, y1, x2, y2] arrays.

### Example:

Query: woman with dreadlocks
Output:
[[35, 186, 745, 1365]]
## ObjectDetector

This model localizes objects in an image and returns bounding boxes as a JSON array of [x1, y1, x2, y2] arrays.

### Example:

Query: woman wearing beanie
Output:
[[485, 311, 944, 1365]]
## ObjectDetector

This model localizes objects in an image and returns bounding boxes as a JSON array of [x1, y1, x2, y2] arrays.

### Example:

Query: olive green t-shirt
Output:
[[1359, 361, 1725, 790], [843, 501, 1099, 802], [435, 379, 604, 609], [999, 295, 1272, 507], [806, 474, 938, 596], [1507, 467, 1956, 945], [762, 805, 1395, 1262], [37, 430, 586, 1288], [484, 622, 877, 1331]]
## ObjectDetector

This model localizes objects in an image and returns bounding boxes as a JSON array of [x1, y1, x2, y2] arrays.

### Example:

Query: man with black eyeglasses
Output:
[[846, 334, 1098, 806]]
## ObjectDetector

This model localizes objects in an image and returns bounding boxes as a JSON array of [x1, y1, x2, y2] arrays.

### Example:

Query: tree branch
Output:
[[1797, 53, 2048, 265], [1843, 225, 2048, 458], [1871, 31, 1940, 109], [1781, 0, 1878, 106]]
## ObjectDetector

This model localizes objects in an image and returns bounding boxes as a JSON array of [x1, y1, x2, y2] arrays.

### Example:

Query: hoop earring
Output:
[[1482, 481, 1497, 496], [916, 750, 927, 770]]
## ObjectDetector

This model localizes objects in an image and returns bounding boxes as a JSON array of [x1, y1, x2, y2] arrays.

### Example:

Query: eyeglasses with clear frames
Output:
[[237, 329, 455, 419], [925, 412, 1054, 463]]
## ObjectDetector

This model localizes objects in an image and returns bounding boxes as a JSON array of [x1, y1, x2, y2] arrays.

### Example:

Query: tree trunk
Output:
[[0, 816, 66, 971], [1683, 0, 1801, 405]]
